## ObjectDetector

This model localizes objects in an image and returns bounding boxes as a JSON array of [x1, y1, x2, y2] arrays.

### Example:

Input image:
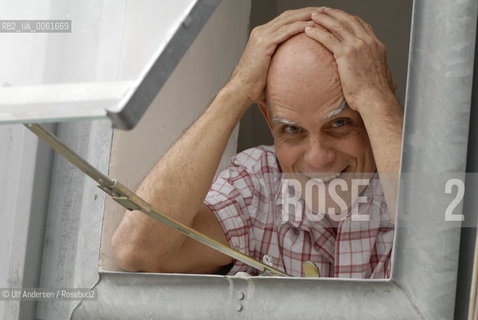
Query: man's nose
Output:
[[303, 135, 336, 170]]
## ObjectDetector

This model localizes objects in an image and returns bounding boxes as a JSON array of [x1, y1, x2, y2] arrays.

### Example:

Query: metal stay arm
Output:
[[24, 123, 291, 277]]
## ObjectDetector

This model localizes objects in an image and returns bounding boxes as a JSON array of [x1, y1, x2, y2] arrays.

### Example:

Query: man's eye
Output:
[[283, 125, 302, 134], [331, 118, 350, 128]]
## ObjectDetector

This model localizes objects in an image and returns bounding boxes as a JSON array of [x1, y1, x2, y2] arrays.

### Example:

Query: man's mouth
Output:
[[301, 168, 348, 184], [310, 172, 342, 184]]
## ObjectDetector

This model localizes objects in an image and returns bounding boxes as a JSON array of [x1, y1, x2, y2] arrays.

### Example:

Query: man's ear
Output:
[[258, 100, 273, 132]]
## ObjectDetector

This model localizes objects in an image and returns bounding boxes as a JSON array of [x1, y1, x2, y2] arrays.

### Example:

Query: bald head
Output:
[[266, 33, 341, 108], [270, 33, 335, 72]]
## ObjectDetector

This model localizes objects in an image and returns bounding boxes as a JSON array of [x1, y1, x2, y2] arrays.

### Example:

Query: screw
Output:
[[237, 291, 245, 300], [183, 15, 193, 28]]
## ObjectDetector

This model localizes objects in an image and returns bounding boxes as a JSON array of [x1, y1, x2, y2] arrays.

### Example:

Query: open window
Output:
[[100, 0, 414, 276], [1, 0, 477, 319]]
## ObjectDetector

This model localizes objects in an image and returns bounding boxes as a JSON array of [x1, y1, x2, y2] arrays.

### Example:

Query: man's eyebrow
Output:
[[272, 117, 299, 126], [271, 100, 349, 125], [324, 100, 349, 120]]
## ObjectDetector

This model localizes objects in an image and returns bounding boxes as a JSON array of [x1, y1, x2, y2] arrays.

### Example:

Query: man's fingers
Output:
[[350, 13, 380, 41], [320, 8, 370, 39], [272, 20, 314, 44], [249, 20, 313, 56], [269, 7, 326, 31], [304, 24, 342, 53], [310, 12, 355, 42]]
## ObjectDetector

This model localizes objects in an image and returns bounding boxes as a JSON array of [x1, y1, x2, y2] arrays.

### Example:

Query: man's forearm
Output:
[[358, 93, 404, 222], [140, 86, 250, 219], [113, 85, 251, 264]]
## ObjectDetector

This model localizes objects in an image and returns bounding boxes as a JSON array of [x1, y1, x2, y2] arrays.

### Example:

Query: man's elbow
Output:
[[111, 230, 139, 271], [111, 228, 162, 272]]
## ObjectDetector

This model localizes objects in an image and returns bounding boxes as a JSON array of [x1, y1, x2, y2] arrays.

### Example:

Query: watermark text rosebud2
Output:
[[0, 288, 96, 300], [280, 174, 473, 225], [280, 177, 371, 223], [445, 178, 465, 222]]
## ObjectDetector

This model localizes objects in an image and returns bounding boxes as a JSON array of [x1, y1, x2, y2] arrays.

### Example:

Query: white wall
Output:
[[100, 0, 252, 271]]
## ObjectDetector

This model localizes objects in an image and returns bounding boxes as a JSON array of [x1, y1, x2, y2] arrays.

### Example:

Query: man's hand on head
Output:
[[304, 8, 398, 113], [225, 7, 327, 107], [302, 8, 403, 223]]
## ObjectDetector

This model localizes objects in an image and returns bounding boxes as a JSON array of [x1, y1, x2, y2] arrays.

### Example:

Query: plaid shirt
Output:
[[204, 145, 394, 278]]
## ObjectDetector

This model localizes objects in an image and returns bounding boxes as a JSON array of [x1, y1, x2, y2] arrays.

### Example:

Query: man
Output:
[[111, 7, 403, 278]]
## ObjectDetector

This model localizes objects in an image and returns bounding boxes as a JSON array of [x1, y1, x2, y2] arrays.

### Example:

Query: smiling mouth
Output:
[[301, 168, 348, 184]]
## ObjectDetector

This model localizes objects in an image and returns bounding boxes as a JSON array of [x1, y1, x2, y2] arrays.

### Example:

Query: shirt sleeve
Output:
[[203, 156, 259, 261], [203, 146, 280, 275]]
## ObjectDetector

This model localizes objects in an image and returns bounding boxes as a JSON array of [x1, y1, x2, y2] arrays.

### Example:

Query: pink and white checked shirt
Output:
[[204, 145, 394, 278]]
